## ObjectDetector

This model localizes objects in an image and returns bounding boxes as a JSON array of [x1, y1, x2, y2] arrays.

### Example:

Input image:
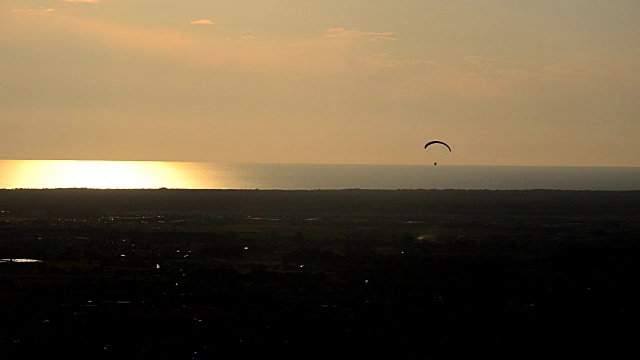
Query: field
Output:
[[1, 189, 639, 358]]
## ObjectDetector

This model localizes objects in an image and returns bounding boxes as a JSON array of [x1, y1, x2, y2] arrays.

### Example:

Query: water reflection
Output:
[[1, 160, 212, 189], [4, 160, 639, 190]]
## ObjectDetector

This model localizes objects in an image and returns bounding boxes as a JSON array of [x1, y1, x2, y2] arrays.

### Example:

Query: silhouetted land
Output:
[[1, 189, 639, 358]]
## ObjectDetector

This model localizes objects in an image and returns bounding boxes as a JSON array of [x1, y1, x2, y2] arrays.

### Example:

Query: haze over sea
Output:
[[1, 160, 639, 191]]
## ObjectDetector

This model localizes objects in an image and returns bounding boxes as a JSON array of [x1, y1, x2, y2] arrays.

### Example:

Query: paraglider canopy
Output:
[[424, 140, 451, 152]]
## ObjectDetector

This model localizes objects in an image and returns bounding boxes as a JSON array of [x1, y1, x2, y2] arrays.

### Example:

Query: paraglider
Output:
[[424, 140, 451, 166], [424, 140, 451, 152]]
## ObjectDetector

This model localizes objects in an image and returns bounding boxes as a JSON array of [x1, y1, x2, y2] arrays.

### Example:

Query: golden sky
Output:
[[2, 0, 639, 166]]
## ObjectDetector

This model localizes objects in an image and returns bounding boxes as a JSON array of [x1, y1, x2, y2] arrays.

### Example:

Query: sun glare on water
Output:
[[4, 160, 199, 189]]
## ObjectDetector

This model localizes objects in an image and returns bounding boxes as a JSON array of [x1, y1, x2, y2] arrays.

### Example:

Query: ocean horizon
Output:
[[1, 160, 639, 191]]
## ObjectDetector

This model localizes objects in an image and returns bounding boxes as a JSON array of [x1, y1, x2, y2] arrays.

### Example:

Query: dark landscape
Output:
[[1, 189, 639, 358]]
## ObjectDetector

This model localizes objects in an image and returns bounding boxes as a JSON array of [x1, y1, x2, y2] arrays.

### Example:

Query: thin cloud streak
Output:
[[11, 8, 55, 12], [190, 19, 214, 25], [325, 27, 397, 42]]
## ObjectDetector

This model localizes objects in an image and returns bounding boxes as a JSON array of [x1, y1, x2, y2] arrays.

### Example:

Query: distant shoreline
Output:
[[2, 188, 639, 218]]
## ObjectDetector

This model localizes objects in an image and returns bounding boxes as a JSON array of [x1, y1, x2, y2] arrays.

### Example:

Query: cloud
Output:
[[9, 0, 96, 13], [6, 3, 412, 77], [7, 8, 602, 100], [190, 19, 214, 25], [10, 12, 403, 76], [393, 54, 602, 101], [361, 53, 596, 103], [11, 8, 55, 12], [325, 27, 396, 42], [360, 53, 436, 69], [463, 55, 597, 86]]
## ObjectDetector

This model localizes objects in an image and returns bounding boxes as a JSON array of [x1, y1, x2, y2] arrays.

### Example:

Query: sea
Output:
[[1, 159, 639, 191]]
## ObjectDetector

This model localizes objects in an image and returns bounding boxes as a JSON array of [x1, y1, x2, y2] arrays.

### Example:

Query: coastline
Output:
[[2, 188, 639, 218]]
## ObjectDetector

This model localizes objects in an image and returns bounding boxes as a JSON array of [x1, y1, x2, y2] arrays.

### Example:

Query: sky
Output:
[[1, 0, 639, 167]]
